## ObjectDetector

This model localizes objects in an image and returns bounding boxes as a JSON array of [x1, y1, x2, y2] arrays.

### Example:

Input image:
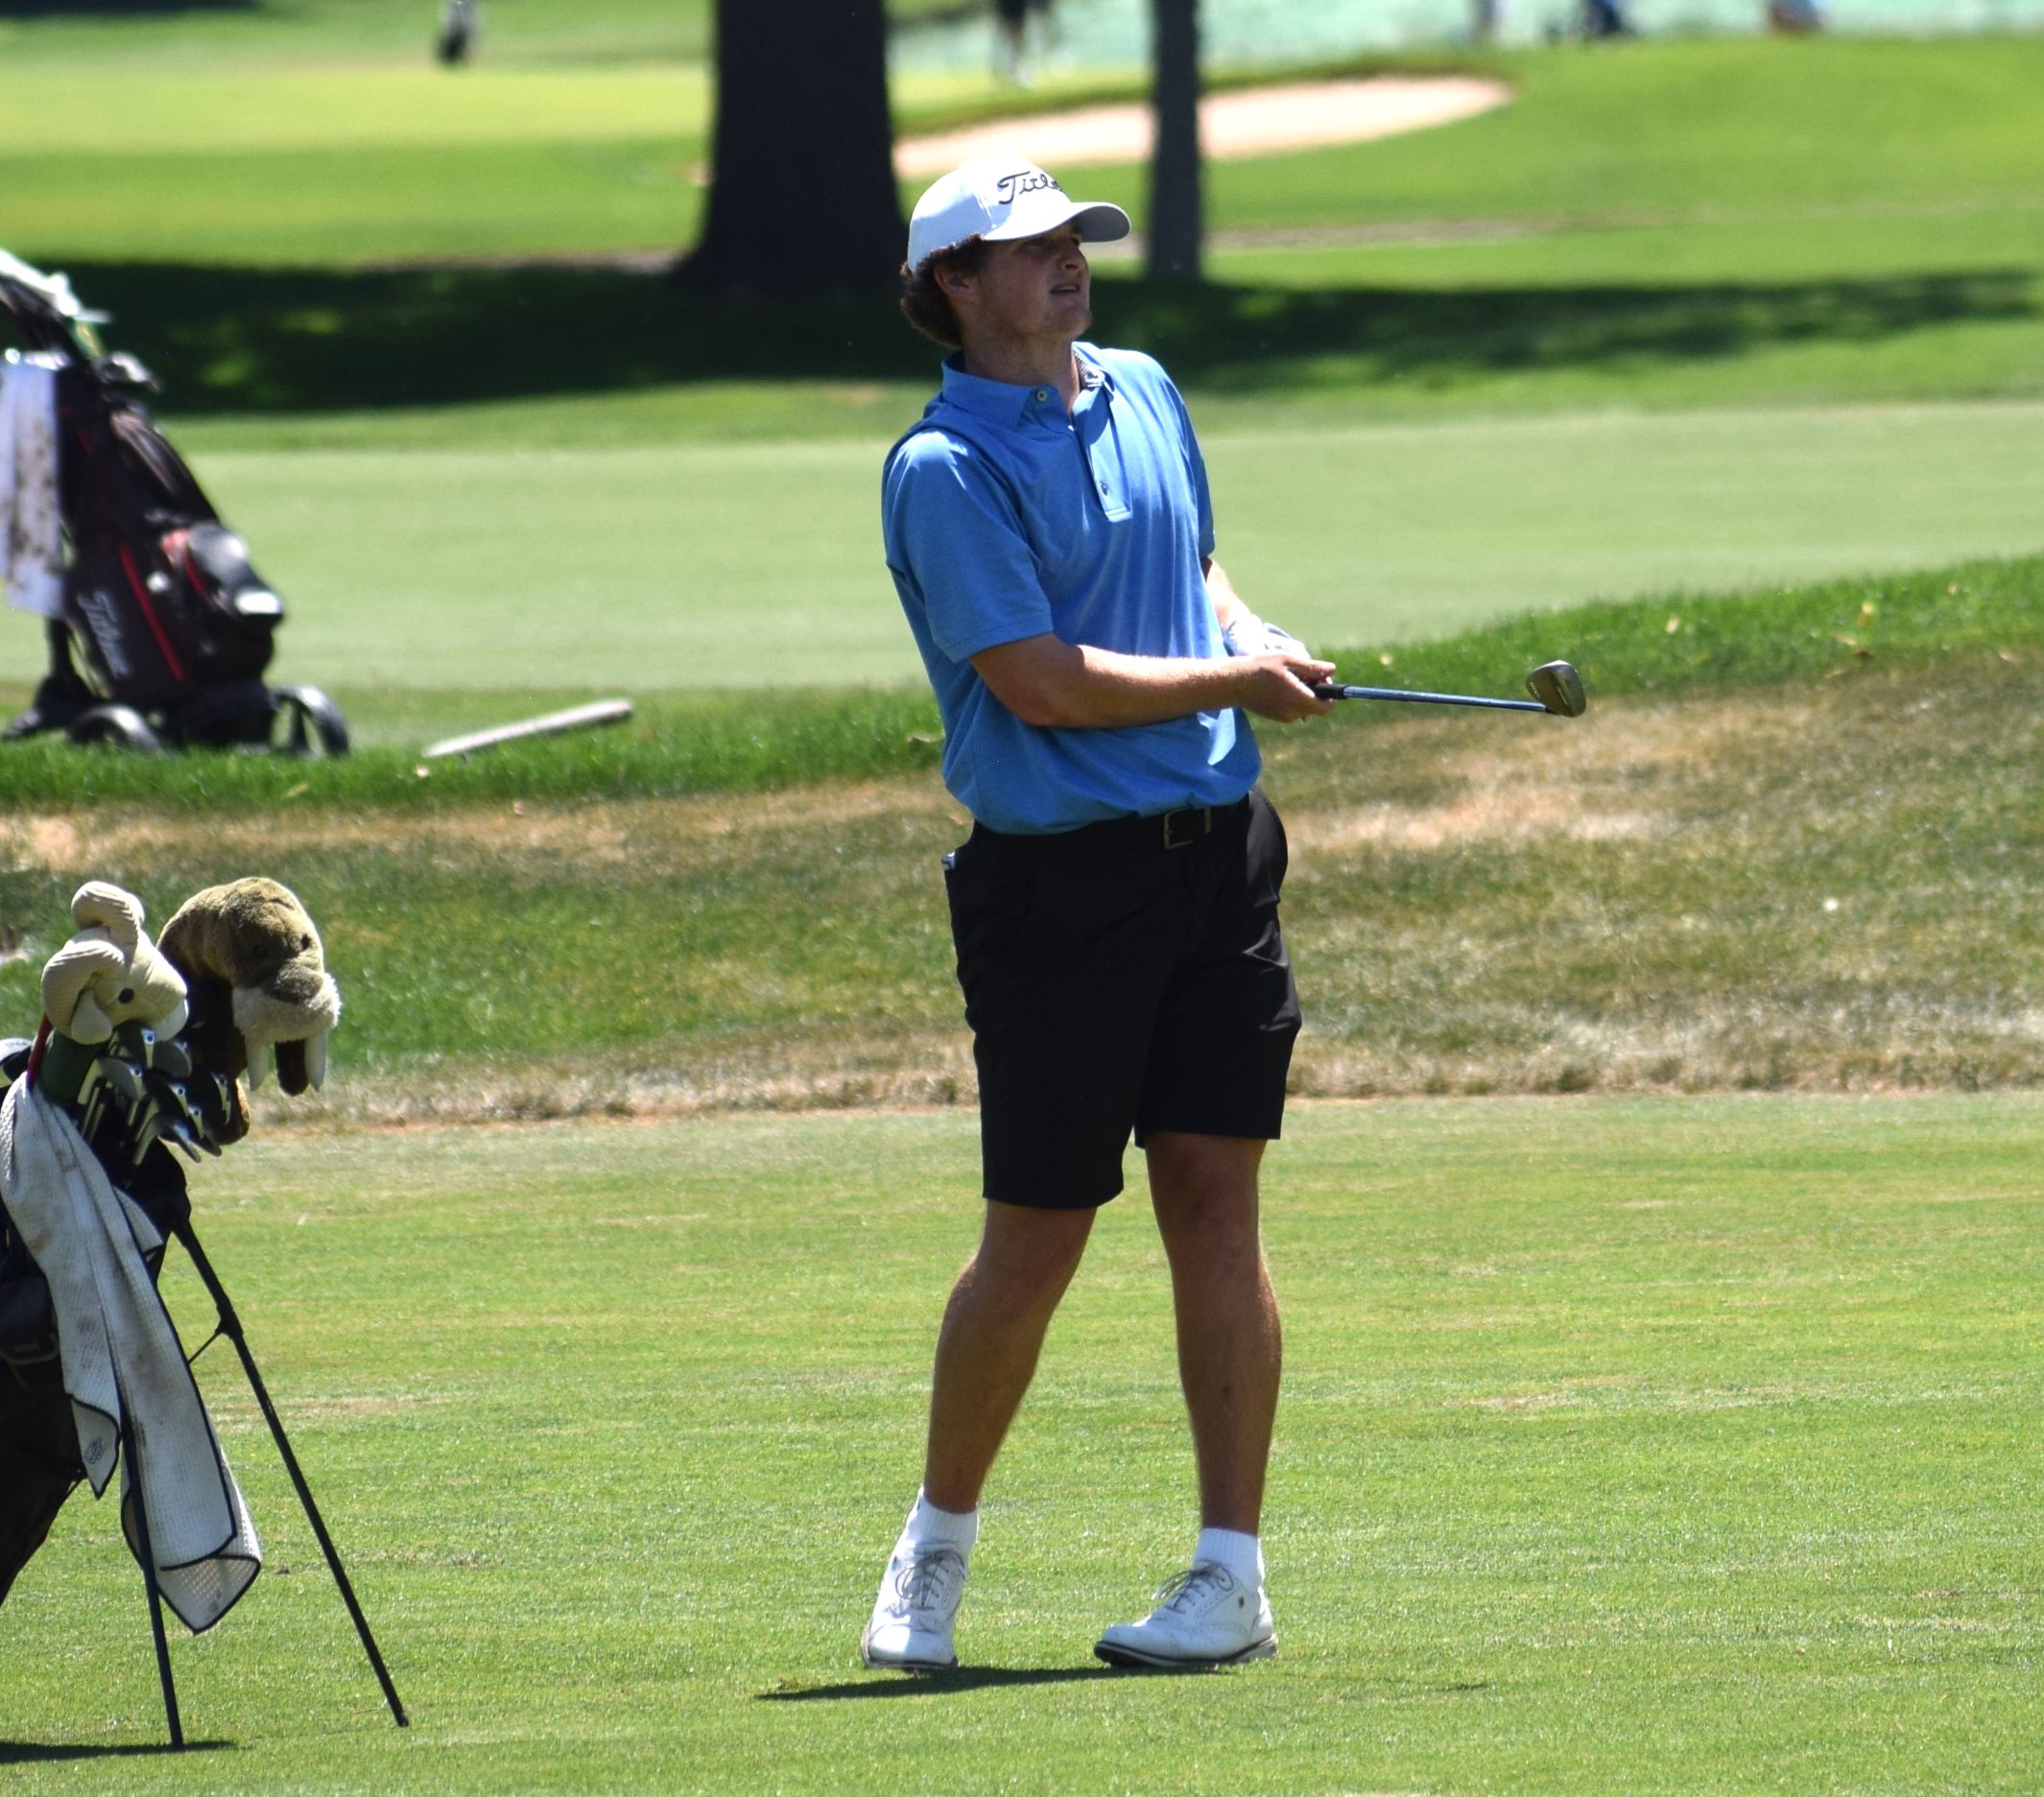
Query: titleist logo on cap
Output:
[[995, 168, 1063, 204]]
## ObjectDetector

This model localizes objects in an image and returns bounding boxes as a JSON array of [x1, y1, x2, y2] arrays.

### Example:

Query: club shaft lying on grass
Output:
[[1315, 684, 1550, 714]]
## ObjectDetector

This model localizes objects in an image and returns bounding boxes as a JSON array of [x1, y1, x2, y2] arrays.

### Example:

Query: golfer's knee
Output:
[[1146, 1129, 1265, 1186], [1147, 1136, 1262, 1237], [968, 1200, 1093, 1301]]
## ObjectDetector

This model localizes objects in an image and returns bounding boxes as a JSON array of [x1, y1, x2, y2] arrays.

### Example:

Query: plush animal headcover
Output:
[[157, 878, 341, 1144], [40, 882, 190, 1045]]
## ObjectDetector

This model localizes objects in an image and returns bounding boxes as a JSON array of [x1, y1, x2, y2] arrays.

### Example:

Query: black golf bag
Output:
[[0, 1104, 85, 1608], [0, 888, 405, 1741], [0, 252, 347, 754], [0, 1035, 195, 1608]]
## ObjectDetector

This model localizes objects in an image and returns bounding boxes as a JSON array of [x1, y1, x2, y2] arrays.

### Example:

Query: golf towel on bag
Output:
[[0, 1079, 259, 1631], [0, 357, 63, 618]]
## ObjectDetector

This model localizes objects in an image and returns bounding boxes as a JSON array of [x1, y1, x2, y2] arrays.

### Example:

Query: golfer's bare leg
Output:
[[921, 1198, 1095, 1514], [1144, 1131, 1280, 1534]]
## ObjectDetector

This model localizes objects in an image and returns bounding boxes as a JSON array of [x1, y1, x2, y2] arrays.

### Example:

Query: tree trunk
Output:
[[679, 0, 904, 297], [1147, 0, 1203, 283]]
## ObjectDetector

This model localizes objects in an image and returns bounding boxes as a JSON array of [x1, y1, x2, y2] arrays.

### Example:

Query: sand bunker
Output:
[[894, 75, 1511, 177]]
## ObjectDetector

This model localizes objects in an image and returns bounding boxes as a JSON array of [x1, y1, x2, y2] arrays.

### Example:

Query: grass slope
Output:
[[1200, 39, 2044, 229], [3, 554, 2038, 1104], [1, 41, 2037, 426], [10, 39, 2043, 264], [1, 1098, 2036, 1790], [0, 0, 963, 73]]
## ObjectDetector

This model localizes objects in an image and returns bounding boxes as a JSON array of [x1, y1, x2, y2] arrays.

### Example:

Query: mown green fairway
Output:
[[44, 396, 2024, 695], [0, 0, 963, 73], [7, 399, 2037, 697], [0, 1097, 2035, 1792]]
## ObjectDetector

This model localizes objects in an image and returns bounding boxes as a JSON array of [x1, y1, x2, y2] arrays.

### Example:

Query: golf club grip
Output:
[[1314, 683, 1549, 714]]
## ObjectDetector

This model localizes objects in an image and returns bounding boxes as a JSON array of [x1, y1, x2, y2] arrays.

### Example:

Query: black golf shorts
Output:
[[943, 788, 1301, 1209]]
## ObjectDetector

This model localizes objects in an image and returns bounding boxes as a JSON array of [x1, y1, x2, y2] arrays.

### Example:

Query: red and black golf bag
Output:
[[1, 251, 346, 754]]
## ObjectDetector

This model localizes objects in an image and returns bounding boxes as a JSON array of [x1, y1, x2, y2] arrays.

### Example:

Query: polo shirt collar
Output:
[[939, 343, 1113, 428]]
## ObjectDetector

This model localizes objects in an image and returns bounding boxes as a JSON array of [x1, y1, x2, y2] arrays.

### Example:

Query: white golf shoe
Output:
[[1093, 1561, 1277, 1669], [861, 1541, 968, 1671]]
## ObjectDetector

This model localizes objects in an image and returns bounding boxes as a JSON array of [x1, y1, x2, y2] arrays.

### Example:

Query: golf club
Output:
[[1313, 659, 1586, 719]]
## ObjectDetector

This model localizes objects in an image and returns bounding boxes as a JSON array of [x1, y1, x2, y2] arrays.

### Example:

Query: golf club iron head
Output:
[[77, 1055, 146, 1151], [1526, 660, 1587, 717]]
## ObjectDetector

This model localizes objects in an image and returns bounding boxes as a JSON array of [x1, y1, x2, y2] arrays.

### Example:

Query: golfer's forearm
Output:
[[1202, 559, 1253, 632], [976, 636, 1252, 729], [1063, 646, 1261, 727]]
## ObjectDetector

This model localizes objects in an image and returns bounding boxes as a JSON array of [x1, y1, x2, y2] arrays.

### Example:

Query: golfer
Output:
[[861, 156, 1333, 1672]]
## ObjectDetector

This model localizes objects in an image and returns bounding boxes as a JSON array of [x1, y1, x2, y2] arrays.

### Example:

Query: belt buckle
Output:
[[1160, 806, 1211, 851]]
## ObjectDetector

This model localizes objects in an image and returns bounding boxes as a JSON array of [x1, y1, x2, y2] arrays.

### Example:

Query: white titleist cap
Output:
[[906, 155, 1131, 271]]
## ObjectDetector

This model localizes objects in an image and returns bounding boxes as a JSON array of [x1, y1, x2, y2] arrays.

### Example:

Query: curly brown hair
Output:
[[898, 238, 992, 348]]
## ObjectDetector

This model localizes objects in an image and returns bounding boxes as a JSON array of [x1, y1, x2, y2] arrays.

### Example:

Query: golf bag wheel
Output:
[[272, 685, 350, 758], [65, 704, 164, 753], [4, 627, 93, 741]]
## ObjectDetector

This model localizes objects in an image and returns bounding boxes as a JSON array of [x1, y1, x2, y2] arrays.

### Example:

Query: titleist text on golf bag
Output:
[[59, 365, 286, 743]]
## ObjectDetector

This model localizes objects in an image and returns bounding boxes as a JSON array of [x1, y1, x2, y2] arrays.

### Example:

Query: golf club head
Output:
[[1526, 660, 1586, 718], [127, 1099, 167, 1165], [110, 1022, 156, 1064], [78, 1054, 144, 1147]]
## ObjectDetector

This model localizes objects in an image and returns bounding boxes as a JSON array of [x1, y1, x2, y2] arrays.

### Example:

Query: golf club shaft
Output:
[[1315, 683, 1549, 714]]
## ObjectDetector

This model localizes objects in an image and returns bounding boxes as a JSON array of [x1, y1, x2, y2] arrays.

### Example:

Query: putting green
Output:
[[1209, 399, 2044, 650], [10, 399, 2039, 694]]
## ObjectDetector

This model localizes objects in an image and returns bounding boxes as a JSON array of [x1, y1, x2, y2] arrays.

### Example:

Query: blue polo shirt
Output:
[[883, 343, 1261, 836]]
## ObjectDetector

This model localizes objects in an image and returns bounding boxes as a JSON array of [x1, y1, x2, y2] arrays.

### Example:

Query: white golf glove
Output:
[[1221, 609, 1309, 659]]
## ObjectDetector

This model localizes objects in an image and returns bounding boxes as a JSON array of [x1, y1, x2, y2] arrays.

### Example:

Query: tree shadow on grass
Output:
[[20, 262, 2038, 416]]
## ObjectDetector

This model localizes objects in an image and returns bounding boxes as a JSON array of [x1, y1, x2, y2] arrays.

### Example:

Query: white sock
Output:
[[1196, 1525, 1263, 1590], [900, 1488, 978, 1557]]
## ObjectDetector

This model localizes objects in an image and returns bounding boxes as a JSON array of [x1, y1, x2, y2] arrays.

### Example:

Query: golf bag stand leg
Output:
[[117, 1386, 186, 1749], [172, 1222, 410, 1728]]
